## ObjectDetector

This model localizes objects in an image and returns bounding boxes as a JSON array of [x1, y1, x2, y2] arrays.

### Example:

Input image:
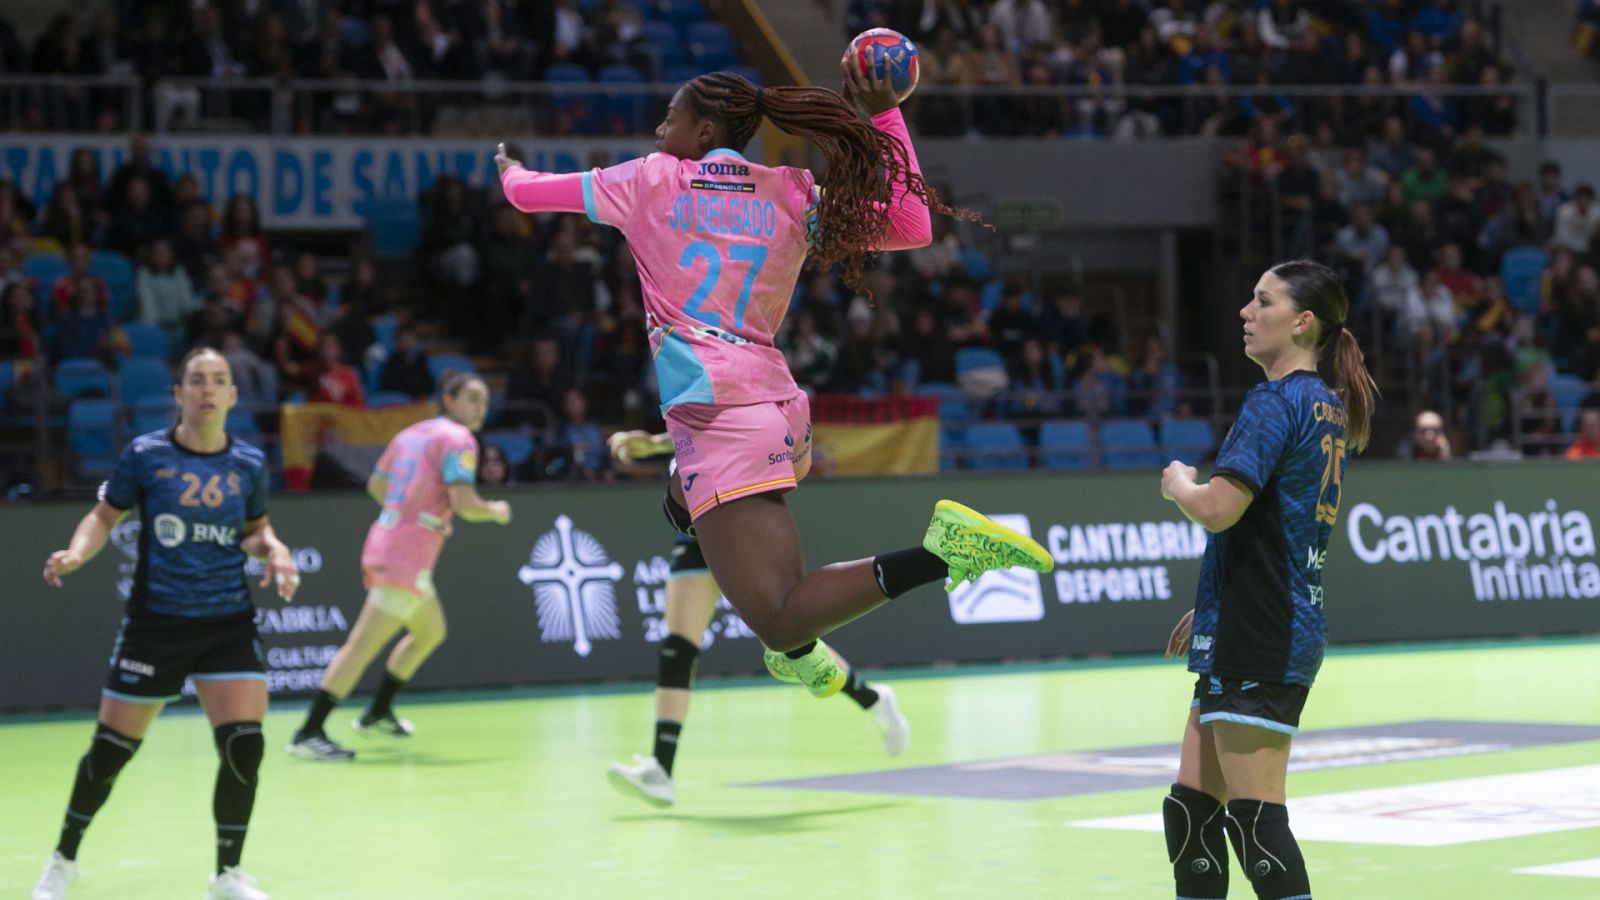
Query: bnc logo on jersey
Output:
[[150, 513, 237, 549], [152, 514, 187, 548], [947, 514, 1047, 624], [517, 515, 626, 657]]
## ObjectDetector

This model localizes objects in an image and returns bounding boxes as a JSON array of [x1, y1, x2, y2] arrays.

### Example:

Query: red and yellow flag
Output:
[[811, 395, 939, 476], [279, 401, 435, 491]]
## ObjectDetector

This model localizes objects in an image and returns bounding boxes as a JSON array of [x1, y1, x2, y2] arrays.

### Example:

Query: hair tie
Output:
[[754, 87, 767, 114]]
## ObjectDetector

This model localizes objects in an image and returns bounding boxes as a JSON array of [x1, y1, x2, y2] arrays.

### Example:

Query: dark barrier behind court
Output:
[[2, 462, 1596, 712]]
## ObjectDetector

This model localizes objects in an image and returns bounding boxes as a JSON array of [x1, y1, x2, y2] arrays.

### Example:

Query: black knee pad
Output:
[[1163, 783, 1229, 900], [214, 722, 264, 787], [662, 459, 697, 539], [85, 723, 141, 785], [1225, 799, 1310, 900], [657, 633, 701, 689]]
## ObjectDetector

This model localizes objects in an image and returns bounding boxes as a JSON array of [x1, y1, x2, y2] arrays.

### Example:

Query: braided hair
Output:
[[680, 71, 980, 292]]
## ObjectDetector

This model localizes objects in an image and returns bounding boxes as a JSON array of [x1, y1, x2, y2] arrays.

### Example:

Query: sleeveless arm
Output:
[[872, 107, 933, 251], [499, 167, 586, 214]]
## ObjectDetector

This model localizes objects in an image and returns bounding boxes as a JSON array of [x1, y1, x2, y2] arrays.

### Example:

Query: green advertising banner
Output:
[[1, 461, 1595, 711]]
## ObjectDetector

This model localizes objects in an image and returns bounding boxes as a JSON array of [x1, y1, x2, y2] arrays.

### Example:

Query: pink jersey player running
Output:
[[496, 61, 1051, 698], [287, 371, 512, 761]]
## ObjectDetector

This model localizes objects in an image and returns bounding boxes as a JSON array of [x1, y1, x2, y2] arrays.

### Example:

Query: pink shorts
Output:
[[666, 390, 812, 521]]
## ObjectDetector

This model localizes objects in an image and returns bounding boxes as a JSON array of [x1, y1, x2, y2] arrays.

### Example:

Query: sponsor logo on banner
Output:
[[948, 515, 1047, 624], [518, 515, 625, 657], [1347, 500, 1600, 602], [631, 555, 756, 647]]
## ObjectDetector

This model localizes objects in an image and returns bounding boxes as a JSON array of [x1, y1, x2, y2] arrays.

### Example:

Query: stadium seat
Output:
[[662, 0, 707, 31], [366, 198, 421, 259], [1550, 373, 1588, 433], [367, 390, 413, 409], [939, 424, 964, 472], [0, 360, 13, 415], [916, 382, 969, 422], [960, 249, 992, 281], [67, 398, 118, 478], [1500, 246, 1547, 316], [20, 252, 67, 303], [53, 357, 113, 400], [371, 315, 400, 352], [1100, 418, 1160, 469], [543, 63, 598, 133], [89, 251, 136, 321], [483, 430, 537, 467], [964, 422, 1029, 470], [122, 322, 171, 360], [598, 64, 649, 134], [1159, 417, 1217, 467], [643, 21, 685, 68], [1038, 420, 1093, 470], [427, 353, 475, 383], [685, 22, 737, 70], [955, 346, 1006, 375], [131, 392, 176, 434], [118, 357, 172, 406]]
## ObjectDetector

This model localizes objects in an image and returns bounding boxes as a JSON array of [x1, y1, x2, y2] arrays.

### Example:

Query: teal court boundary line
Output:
[[4, 633, 1593, 726]]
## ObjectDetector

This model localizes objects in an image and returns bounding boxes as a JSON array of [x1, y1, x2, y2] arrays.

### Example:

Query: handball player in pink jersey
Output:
[[287, 371, 511, 761], [497, 60, 1051, 697]]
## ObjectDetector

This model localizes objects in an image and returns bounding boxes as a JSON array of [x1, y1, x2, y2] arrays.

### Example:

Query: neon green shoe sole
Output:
[[762, 643, 846, 698], [923, 499, 1054, 591]]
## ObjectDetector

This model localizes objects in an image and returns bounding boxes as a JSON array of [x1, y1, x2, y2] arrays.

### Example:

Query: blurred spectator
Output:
[[557, 387, 608, 480], [270, 267, 324, 391], [171, 200, 215, 286], [1536, 161, 1569, 226], [832, 299, 894, 394], [783, 308, 836, 392], [221, 331, 278, 410], [506, 336, 570, 428], [106, 134, 173, 216], [1335, 146, 1387, 210], [900, 307, 956, 387], [136, 237, 195, 351], [219, 195, 270, 281], [41, 183, 92, 248], [104, 175, 170, 255], [1552, 185, 1600, 256], [50, 274, 121, 365], [1128, 334, 1180, 417], [1369, 116, 1416, 180], [1403, 267, 1457, 341], [379, 325, 436, 398], [0, 282, 41, 362], [1395, 409, 1452, 460], [308, 333, 364, 407], [1370, 244, 1419, 322], [1517, 361, 1562, 456], [293, 253, 328, 305], [1336, 203, 1389, 275], [1567, 408, 1600, 460], [50, 243, 108, 313], [420, 176, 481, 301], [479, 204, 537, 353], [1007, 337, 1065, 418], [1435, 243, 1479, 308], [1401, 147, 1448, 205], [987, 285, 1037, 371], [1039, 290, 1090, 358], [478, 443, 512, 486]]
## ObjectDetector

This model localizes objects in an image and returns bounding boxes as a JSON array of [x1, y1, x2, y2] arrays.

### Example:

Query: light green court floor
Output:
[[2, 640, 1597, 899]]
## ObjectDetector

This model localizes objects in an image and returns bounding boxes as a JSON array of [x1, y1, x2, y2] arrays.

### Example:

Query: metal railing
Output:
[[0, 75, 1551, 138]]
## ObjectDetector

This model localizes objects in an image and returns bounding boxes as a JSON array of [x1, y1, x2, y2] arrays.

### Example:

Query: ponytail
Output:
[[682, 72, 978, 292], [1331, 327, 1376, 453]]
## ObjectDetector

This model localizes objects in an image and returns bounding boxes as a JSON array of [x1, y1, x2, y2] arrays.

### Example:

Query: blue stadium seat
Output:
[[543, 63, 598, 133], [960, 249, 991, 281], [979, 279, 1004, 315], [662, 0, 707, 30], [598, 64, 649, 133], [427, 353, 475, 383], [482, 430, 536, 467], [1100, 418, 1160, 469], [21, 252, 67, 303], [663, 63, 707, 83], [1550, 373, 1588, 433], [1500, 246, 1548, 315], [916, 382, 969, 422], [122, 322, 171, 360], [1038, 420, 1092, 470], [372, 315, 400, 352], [954, 346, 1006, 375], [368, 390, 413, 409], [366, 197, 421, 259], [939, 424, 964, 472], [68, 398, 118, 478], [89, 251, 136, 321], [686, 22, 737, 70], [54, 357, 113, 400], [964, 422, 1029, 470], [643, 21, 685, 67], [131, 392, 176, 434], [1159, 417, 1217, 467], [0, 360, 13, 415], [118, 357, 172, 406]]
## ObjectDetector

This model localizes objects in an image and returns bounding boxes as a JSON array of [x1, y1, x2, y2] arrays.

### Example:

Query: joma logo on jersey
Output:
[[698, 161, 749, 176]]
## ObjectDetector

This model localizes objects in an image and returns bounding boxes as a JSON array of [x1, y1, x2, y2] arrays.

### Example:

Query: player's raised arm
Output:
[[841, 56, 932, 251]]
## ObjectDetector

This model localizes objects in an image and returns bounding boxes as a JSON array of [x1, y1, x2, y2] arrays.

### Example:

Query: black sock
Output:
[[653, 720, 683, 776], [57, 725, 141, 860], [840, 668, 880, 710], [213, 722, 263, 874], [873, 546, 948, 598], [365, 672, 406, 721], [297, 690, 340, 739], [783, 641, 818, 660]]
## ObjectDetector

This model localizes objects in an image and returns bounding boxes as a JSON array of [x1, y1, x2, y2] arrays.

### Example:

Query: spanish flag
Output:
[[811, 395, 939, 476], [279, 401, 435, 491]]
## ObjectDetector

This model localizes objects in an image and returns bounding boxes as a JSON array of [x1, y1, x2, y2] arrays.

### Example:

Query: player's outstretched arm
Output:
[[243, 517, 300, 601], [447, 483, 512, 525], [842, 57, 932, 251], [43, 500, 126, 587], [496, 143, 588, 215]]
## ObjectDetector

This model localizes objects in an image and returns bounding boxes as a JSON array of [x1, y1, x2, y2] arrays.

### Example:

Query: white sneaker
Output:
[[206, 866, 268, 900], [284, 733, 355, 761], [32, 851, 78, 900], [869, 684, 911, 756], [351, 713, 414, 738], [606, 754, 675, 807]]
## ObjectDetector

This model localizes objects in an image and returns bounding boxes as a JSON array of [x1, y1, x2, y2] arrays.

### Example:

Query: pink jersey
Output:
[[502, 108, 933, 411], [361, 416, 478, 587]]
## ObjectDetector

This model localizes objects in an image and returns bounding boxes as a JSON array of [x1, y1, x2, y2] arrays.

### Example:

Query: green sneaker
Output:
[[923, 499, 1054, 591], [763, 641, 847, 698]]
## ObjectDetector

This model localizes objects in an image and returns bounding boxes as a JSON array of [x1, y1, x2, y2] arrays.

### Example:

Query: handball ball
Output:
[[845, 28, 919, 103]]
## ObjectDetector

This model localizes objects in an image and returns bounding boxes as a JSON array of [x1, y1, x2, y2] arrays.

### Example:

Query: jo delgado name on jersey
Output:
[[667, 192, 778, 238]]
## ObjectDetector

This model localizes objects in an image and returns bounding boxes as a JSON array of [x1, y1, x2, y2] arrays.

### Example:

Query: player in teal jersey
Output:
[[32, 348, 301, 900]]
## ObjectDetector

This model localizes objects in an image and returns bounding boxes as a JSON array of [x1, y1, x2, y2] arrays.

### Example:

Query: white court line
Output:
[[1515, 859, 1600, 879], [1069, 764, 1600, 847]]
